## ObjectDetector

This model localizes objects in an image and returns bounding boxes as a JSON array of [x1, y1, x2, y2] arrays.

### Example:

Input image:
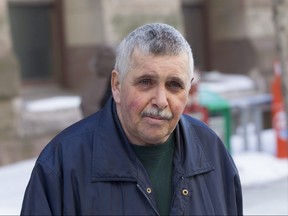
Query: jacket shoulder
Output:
[[35, 110, 104, 174], [180, 114, 232, 163], [181, 114, 217, 136]]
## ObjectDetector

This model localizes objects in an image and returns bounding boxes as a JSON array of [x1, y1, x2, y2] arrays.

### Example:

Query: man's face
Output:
[[112, 50, 191, 146]]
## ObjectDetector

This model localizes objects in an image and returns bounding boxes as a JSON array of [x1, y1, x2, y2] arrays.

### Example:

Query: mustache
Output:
[[141, 107, 173, 120]]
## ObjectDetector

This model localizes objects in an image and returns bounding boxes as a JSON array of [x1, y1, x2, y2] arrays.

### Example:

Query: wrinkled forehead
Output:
[[130, 48, 190, 70], [128, 49, 191, 83]]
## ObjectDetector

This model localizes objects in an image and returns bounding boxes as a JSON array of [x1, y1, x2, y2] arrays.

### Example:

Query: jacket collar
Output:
[[91, 99, 139, 182], [91, 99, 213, 182], [174, 115, 214, 177]]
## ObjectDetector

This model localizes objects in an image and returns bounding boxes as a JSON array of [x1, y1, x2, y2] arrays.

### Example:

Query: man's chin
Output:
[[140, 134, 170, 145]]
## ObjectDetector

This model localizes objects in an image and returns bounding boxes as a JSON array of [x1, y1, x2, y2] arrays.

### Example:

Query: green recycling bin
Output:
[[199, 89, 231, 151]]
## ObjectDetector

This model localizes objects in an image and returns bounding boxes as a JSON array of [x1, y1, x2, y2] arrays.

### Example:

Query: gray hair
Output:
[[115, 23, 194, 81]]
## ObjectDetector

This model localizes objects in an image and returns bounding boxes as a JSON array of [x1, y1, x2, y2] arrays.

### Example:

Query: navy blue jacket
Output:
[[21, 99, 243, 215]]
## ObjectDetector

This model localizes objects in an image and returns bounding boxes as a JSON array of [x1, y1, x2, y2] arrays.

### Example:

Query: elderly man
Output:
[[21, 23, 243, 215]]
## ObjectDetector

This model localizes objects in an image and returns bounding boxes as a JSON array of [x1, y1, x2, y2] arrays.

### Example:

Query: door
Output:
[[182, 2, 210, 71], [8, 2, 54, 81]]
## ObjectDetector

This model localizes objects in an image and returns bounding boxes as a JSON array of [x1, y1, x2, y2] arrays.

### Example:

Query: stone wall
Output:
[[62, 0, 183, 89], [207, 0, 288, 92], [102, 0, 183, 43], [0, 0, 20, 139], [63, 0, 105, 46], [208, 0, 254, 75]]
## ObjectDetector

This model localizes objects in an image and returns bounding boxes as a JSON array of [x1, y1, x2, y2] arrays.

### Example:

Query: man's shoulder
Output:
[[180, 114, 238, 175], [181, 114, 215, 134], [180, 114, 225, 152], [35, 110, 107, 171], [51, 111, 101, 146], [57, 112, 100, 140]]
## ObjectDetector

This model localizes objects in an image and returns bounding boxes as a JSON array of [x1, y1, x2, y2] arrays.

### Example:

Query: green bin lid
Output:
[[199, 90, 230, 111]]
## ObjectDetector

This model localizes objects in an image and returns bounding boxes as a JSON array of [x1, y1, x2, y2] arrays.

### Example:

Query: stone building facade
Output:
[[0, 0, 20, 139], [62, 0, 184, 89], [208, 0, 279, 84], [4, 0, 287, 90], [60, 0, 287, 91], [0, 0, 287, 149]]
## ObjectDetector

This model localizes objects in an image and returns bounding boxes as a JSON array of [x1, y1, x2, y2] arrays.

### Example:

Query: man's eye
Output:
[[167, 81, 182, 89], [139, 79, 152, 85]]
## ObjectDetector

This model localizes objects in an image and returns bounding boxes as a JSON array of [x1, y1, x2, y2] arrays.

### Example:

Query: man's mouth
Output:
[[144, 114, 166, 120]]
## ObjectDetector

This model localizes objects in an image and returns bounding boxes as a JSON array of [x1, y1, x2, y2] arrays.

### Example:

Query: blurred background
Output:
[[0, 0, 287, 215]]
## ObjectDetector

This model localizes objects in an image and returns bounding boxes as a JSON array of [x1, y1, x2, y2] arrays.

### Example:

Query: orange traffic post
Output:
[[271, 61, 288, 158]]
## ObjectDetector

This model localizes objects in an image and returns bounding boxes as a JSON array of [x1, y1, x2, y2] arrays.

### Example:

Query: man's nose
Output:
[[152, 86, 168, 110]]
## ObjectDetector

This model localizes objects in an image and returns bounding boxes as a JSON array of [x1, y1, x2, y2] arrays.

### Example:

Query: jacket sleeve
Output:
[[234, 173, 243, 216], [226, 153, 243, 216], [20, 161, 62, 215]]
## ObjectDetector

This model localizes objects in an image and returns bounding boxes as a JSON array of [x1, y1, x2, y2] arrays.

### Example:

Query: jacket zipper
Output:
[[137, 184, 160, 216]]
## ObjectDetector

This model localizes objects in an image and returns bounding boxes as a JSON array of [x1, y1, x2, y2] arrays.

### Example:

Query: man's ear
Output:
[[111, 69, 121, 103]]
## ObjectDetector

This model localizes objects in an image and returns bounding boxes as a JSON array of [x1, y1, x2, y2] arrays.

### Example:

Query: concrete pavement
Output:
[[243, 177, 288, 215]]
